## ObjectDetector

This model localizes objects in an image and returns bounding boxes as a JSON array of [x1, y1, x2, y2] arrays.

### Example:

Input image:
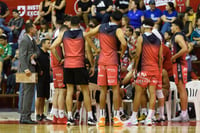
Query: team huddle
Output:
[[47, 10, 188, 126], [18, 9, 188, 126]]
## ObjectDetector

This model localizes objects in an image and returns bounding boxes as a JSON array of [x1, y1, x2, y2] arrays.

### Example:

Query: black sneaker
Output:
[[67, 117, 75, 126], [41, 114, 51, 121], [87, 117, 96, 126], [36, 114, 42, 121], [120, 111, 128, 121], [74, 112, 80, 120]]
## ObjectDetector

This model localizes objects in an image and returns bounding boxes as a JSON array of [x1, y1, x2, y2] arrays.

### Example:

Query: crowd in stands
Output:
[[0, 0, 200, 126]]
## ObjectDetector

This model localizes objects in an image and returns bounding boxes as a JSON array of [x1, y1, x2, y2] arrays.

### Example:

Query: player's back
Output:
[[62, 29, 85, 68], [140, 33, 161, 73], [98, 23, 120, 65]]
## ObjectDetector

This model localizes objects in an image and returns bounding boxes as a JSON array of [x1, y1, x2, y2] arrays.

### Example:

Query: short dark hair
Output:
[[111, 11, 123, 21], [142, 18, 154, 27], [41, 38, 50, 46], [25, 23, 34, 33], [172, 19, 184, 29], [12, 9, 19, 13], [134, 31, 140, 36], [64, 15, 71, 22], [149, 0, 155, 5], [70, 16, 80, 26], [126, 26, 133, 34]]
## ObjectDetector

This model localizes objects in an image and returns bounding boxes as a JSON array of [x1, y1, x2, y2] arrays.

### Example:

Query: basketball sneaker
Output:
[[57, 117, 67, 124], [113, 117, 124, 127], [97, 117, 105, 127]]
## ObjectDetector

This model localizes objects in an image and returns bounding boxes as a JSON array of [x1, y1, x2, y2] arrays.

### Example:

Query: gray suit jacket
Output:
[[19, 34, 40, 73]]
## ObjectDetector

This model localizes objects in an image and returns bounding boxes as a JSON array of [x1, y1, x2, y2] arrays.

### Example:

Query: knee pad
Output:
[[156, 90, 164, 99]]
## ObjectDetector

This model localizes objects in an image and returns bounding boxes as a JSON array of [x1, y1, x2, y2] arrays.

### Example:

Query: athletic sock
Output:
[[59, 110, 65, 118], [100, 109, 105, 117]]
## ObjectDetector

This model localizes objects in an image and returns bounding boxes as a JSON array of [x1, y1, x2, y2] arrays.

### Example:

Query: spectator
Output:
[[0, 27, 4, 35], [180, 12, 193, 40], [34, 0, 52, 24], [139, 0, 146, 11], [144, 0, 162, 25], [0, 34, 12, 77], [77, 0, 92, 26], [164, 31, 172, 48], [0, 1, 12, 43], [37, 19, 53, 44], [125, 26, 135, 49], [0, 47, 3, 94], [121, 15, 130, 33], [115, 0, 130, 14], [127, 0, 144, 29], [52, 0, 66, 25], [190, 18, 200, 45], [196, 4, 200, 20], [6, 49, 19, 96], [91, 0, 113, 23], [8, 9, 24, 39], [186, 6, 196, 28], [174, 0, 190, 16], [161, 2, 177, 34]]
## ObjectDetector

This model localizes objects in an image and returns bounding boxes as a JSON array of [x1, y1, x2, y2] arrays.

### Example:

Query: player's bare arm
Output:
[[133, 36, 143, 72], [116, 28, 127, 58], [84, 25, 100, 54], [50, 31, 64, 62]]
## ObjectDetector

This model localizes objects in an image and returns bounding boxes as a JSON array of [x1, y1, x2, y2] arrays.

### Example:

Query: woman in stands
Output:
[[161, 2, 177, 34], [34, 0, 52, 24], [52, 0, 66, 27], [127, 0, 144, 29]]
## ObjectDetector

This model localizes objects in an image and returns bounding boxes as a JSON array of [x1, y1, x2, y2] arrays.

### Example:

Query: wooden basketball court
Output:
[[0, 120, 200, 133]]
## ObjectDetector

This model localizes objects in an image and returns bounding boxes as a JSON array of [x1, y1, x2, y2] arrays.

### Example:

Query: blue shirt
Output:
[[163, 10, 177, 20], [127, 9, 144, 29], [190, 28, 200, 41], [144, 8, 162, 22]]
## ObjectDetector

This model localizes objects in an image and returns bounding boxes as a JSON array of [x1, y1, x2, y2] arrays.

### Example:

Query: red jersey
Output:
[[162, 44, 173, 77], [51, 45, 63, 68], [63, 29, 85, 68], [176, 0, 187, 13], [138, 33, 161, 73], [98, 23, 120, 65]]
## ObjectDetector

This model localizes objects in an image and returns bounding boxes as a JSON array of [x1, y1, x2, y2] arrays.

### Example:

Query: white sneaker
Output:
[[124, 118, 138, 126], [171, 114, 189, 122], [144, 118, 152, 126]]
